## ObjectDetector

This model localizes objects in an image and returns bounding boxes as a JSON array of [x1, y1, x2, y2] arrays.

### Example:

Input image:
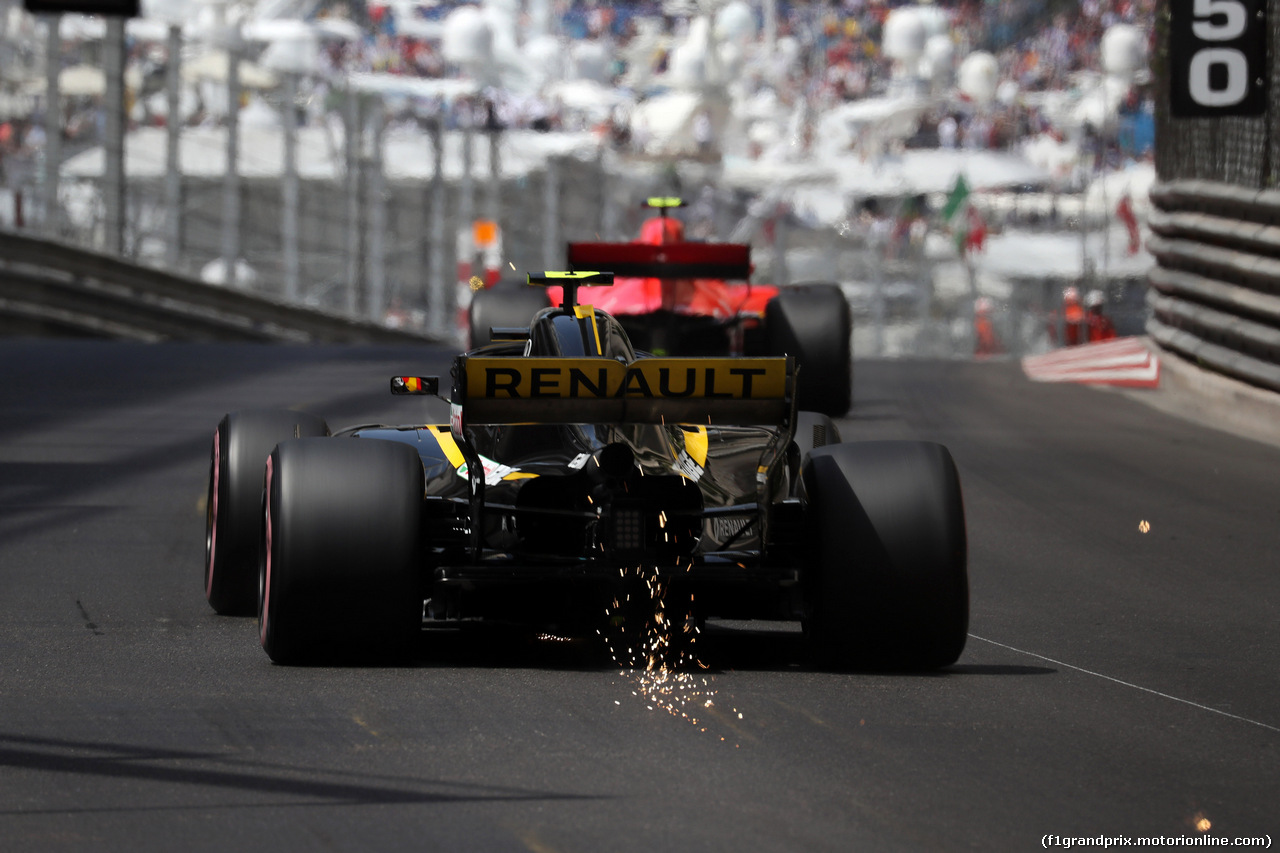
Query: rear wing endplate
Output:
[[449, 356, 793, 431], [566, 242, 751, 281]]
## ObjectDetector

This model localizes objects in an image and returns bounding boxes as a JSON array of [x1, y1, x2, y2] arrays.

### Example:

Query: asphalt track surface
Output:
[[0, 340, 1276, 852]]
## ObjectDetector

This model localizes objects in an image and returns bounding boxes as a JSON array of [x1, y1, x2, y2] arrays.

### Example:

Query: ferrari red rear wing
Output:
[[566, 242, 751, 281]]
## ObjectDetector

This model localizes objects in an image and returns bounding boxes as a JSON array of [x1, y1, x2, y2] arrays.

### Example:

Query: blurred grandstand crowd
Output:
[[0, 0, 1157, 163], [330, 0, 1154, 95], [301, 0, 1155, 153]]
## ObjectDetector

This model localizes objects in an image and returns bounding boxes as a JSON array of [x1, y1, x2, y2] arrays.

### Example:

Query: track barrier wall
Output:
[[1146, 182, 1280, 394], [0, 228, 439, 344], [1146, 0, 1280, 394]]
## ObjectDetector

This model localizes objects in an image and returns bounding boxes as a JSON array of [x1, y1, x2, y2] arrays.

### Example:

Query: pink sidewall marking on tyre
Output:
[[259, 454, 274, 648], [205, 428, 221, 600]]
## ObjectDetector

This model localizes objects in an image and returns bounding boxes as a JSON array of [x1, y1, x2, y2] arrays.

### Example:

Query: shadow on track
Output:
[[0, 732, 601, 815], [945, 663, 1057, 676]]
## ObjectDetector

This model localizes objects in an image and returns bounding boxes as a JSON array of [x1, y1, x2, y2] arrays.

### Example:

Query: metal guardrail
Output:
[[0, 229, 443, 344], [1146, 180, 1280, 393]]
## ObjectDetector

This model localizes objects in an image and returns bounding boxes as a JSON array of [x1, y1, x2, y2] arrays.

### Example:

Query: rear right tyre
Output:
[[259, 437, 424, 665], [802, 441, 968, 670]]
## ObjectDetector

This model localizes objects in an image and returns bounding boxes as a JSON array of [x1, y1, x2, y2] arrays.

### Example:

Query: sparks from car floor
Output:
[[603, 563, 744, 745]]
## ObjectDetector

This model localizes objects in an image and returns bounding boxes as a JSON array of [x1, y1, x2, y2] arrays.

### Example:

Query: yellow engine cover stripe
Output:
[[573, 304, 603, 354]]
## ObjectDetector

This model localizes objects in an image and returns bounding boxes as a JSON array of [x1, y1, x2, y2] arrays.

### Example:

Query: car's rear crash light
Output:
[[613, 509, 644, 551], [603, 480, 702, 561]]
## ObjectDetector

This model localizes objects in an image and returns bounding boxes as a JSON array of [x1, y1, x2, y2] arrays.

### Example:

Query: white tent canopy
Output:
[[182, 51, 279, 89], [23, 64, 105, 97]]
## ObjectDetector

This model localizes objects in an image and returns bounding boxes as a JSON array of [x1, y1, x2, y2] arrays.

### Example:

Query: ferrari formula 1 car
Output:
[[206, 271, 966, 668], [468, 198, 853, 416]]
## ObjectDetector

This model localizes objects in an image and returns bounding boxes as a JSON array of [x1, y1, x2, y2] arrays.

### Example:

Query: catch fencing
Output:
[[11, 122, 1146, 358], [2, 22, 1149, 356]]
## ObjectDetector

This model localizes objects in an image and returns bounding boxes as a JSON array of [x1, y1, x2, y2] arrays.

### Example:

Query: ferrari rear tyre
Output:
[[765, 284, 852, 416], [802, 441, 968, 670], [259, 437, 424, 665], [468, 280, 551, 348], [205, 409, 328, 615]]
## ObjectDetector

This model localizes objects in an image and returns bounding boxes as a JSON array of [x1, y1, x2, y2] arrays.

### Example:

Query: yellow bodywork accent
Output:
[[428, 425, 537, 481], [429, 425, 466, 468], [574, 304, 603, 354], [681, 425, 709, 467]]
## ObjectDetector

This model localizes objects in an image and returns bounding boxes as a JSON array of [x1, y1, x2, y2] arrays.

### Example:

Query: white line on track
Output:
[[969, 634, 1280, 734]]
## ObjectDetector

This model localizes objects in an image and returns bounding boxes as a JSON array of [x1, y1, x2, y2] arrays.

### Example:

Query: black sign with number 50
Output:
[[1170, 0, 1267, 116], [22, 0, 138, 14]]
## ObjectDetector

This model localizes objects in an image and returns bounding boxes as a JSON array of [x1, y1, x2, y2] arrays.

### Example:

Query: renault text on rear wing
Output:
[[452, 356, 793, 428]]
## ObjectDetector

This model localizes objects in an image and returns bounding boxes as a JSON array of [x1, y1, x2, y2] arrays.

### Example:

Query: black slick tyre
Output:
[[765, 284, 852, 416], [468, 280, 551, 347], [259, 437, 424, 665], [802, 441, 968, 670], [205, 409, 329, 615]]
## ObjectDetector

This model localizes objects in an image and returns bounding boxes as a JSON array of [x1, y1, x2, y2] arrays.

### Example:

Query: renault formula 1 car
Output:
[[206, 271, 966, 668], [469, 199, 853, 416]]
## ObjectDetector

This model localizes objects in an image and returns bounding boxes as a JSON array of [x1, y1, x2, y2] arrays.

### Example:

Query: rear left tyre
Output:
[[802, 441, 968, 670], [205, 409, 329, 615], [259, 437, 424, 665]]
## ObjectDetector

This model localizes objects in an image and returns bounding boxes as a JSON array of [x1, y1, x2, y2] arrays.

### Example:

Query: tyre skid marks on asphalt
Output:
[[765, 696, 829, 730], [351, 714, 381, 739], [969, 634, 1280, 733], [74, 598, 104, 636]]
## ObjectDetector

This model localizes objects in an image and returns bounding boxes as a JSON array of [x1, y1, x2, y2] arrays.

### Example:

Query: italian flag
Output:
[[941, 174, 986, 255]]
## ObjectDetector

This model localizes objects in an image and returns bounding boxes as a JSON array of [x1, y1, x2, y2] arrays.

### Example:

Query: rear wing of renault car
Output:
[[450, 355, 794, 429], [395, 355, 798, 555]]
